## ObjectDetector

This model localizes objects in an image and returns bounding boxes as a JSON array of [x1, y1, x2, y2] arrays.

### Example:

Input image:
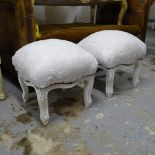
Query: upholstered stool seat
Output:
[[78, 30, 146, 98], [12, 39, 98, 125]]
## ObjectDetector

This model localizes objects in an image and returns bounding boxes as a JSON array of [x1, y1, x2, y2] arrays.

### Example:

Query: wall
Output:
[[34, 6, 46, 24], [34, 6, 91, 24], [149, 3, 155, 20], [34, 4, 155, 24]]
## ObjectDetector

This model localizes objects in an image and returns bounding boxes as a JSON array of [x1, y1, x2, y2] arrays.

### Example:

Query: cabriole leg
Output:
[[133, 60, 142, 87], [84, 76, 95, 108], [106, 68, 116, 98], [18, 75, 29, 103], [35, 88, 49, 125]]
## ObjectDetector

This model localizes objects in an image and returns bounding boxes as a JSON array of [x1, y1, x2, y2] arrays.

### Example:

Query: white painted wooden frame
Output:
[[0, 58, 5, 100], [18, 74, 94, 125], [98, 59, 143, 98]]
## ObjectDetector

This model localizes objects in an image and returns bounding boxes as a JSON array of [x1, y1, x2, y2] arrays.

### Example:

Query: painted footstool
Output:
[[78, 30, 146, 98], [12, 39, 98, 125]]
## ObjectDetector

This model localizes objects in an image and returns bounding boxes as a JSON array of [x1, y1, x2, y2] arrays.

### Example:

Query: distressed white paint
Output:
[[18, 74, 95, 125]]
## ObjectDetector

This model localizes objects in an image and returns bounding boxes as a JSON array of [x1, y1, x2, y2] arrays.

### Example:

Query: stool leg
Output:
[[35, 89, 49, 125], [133, 60, 142, 87], [18, 75, 29, 103], [0, 67, 5, 100], [84, 76, 94, 108], [106, 68, 115, 98]]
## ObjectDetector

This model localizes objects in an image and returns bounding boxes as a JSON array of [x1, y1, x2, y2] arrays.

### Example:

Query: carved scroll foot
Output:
[[133, 60, 142, 87], [18, 75, 29, 103], [106, 68, 116, 98], [84, 76, 94, 108], [35, 89, 49, 125]]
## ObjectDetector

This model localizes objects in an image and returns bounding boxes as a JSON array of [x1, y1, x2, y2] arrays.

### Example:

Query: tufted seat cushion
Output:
[[78, 30, 146, 68], [12, 39, 98, 88]]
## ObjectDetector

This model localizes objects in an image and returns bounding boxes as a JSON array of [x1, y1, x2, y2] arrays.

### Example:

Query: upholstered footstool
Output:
[[78, 30, 146, 98], [0, 58, 5, 100], [12, 39, 97, 125]]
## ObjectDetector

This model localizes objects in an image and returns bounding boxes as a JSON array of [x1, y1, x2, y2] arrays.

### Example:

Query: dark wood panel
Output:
[[39, 23, 141, 43], [0, 2, 18, 51], [0, 0, 16, 2], [15, 0, 28, 47], [35, 0, 118, 6], [23, 0, 36, 43]]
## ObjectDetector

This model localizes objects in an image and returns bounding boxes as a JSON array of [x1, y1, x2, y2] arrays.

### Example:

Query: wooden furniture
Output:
[[24, 0, 128, 44], [96, 0, 152, 41], [0, 58, 5, 100], [0, 0, 27, 76], [0, 0, 152, 77], [34, 0, 128, 25], [152, 0, 155, 4]]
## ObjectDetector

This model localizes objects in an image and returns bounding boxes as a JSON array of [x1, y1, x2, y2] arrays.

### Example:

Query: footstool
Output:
[[0, 57, 5, 100], [78, 30, 146, 98], [12, 39, 98, 125]]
